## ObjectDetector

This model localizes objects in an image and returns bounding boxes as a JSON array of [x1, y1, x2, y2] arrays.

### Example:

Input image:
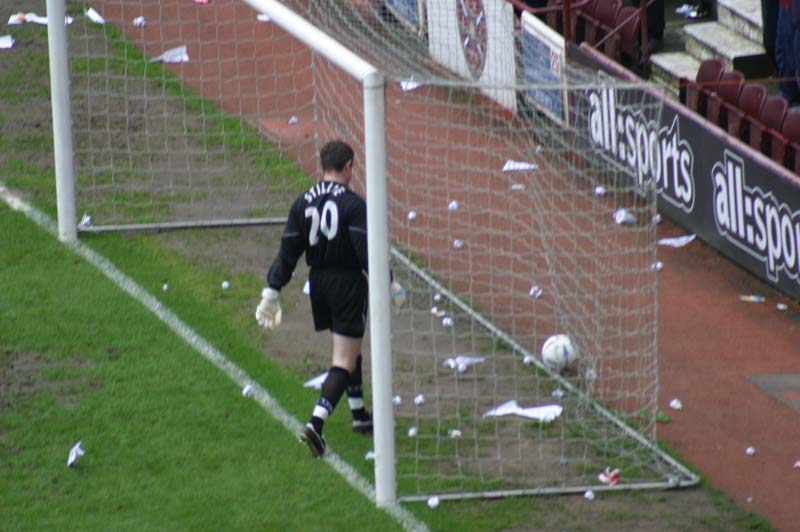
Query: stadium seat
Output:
[[584, 0, 620, 46], [574, 0, 599, 43], [748, 96, 788, 155], [772, 107, 800, 173], [705, 70, 745, 129], [616, 6, 642, 69], [726, 82, 767, 141], [680, 58, 725, 115]]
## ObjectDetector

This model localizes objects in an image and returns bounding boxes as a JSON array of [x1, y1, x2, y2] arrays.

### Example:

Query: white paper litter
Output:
[[7, 12, 25, 24], [303, 372, 328, 389], [594, 185, 606, 196], [365, 450, 375, 460], [151, 45, 189, 63], [443, 355, 485, 373], [427, 496, 440, 508], [400, 79, 421, 92], [447, 200, 459, 211], [132, 16, 146, 27], [441, 316, 453, 328], [67, 441, 84, 467], [433, 293, 442, 302], [242, 384, 253, 397], [658, 234, 696, 248], [529, 285, 542, 298], [522, 354, 535, 365], [407, 210, 417, 221], [392, 394, 402, 406], [510, 183, 526, 191], [256, 13, 271, 22], [746, 446, 756, 456], [85, 7, 105, 24], [502, 160, 539, 172], [407, 426, 417, 437], [452, 239, 463, 249], [650, 261, 664, 272], [584, 489, 595, 501], [302, 280, 310, 295], [0, 35, 13, 49], [287, 115, 299, 125], [448, 428, 462, 438], [414, 394, 425, 406], [669, 398, 682, 410], [777, 303, 788, 311], [652, 213, 662, 224], [162, 282, 169, 291], [483, 400, 563, 422], [613, 208, 635, 225], [78, 213, 93, 228], [551, 388, 565, 399]]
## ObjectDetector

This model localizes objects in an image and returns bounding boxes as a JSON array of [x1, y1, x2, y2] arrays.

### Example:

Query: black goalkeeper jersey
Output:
[[267, 180, 368, 290]]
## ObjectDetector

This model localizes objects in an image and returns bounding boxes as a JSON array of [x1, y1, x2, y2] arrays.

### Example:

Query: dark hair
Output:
[[320, 140, 354, 173]]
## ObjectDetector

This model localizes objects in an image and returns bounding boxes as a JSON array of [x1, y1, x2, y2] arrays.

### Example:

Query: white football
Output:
[[541, 334, 579, 373]]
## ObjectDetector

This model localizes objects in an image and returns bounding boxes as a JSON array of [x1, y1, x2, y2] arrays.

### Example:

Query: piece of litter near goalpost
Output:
[[776, 303, 788, 311], [443, 355, 485, 372], [658, 234, 696, 248], [0, 35, 14, 49], [652, 213, 662, 224], [78, 213, 93, 228], [746, 446, 756, 456], [793, 460, 800, 469], [594, 185, 606, 196], [256, 13, 271, 22], [414, 394, 425, 406], [739, 294, 765, 303], [392, 394, 402, 406], [407, 210, 417, 221], [448, 428, 462, 438], [302, 280, 310, 295], [598, 467, 620, 486], [221, 280, 230, 290], [287, 115, 299, 125], [441, 316, 453, 328], [650, 261, 664, 272], [195, 0, 210, 4], [365, 450, 375, 460], [407, 426, 418, 437], [669, 398, 682, 410], [162, 282, 169, 292], [529, 285, 542, 298], [483, 400, 563, 422], [85, 7, 105, 24], [510, 183, 525, 191], [151, 45, 189, 63], [67, 441, 84, 467], [242, 384, 253, 397], [400, 79, 421, 92], [132, 16, 146, 27], [447, 200, 459, 211], [523, 354, 535, 365], [613, 208, 635, 225], [452, 239, 464, 249], [427, 496, 440, 509], [502, 160, 538, 172], [303, 372, 328, 389], [584, 489, 595, 501], [552, 388, 565, 399], [433, 293, 442, 302], [430, 306, 446, 318]]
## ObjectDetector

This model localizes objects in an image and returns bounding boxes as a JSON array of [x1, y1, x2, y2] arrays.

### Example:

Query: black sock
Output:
[[310, 366, 350, 435], [347, 355, 369, 421]]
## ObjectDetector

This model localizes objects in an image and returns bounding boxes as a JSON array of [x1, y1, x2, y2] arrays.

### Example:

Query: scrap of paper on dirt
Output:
[[303, 372, 327, 389], [658, 234, 696, 248]]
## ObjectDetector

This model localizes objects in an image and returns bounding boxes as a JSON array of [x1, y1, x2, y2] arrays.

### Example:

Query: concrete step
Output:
[[683, 21, 770, 77], [717, 0, 763, 44], [649, 51, 701, 99]]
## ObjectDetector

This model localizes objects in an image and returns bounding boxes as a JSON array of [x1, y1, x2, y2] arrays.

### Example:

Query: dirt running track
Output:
[[95, 1, 800, 529]]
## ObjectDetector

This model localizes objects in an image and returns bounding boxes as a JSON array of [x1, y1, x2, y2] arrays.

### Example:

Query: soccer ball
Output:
[[540, 334, 579, 373]]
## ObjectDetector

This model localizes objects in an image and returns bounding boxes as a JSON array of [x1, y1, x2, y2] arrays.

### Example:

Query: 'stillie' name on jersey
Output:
[[587, 87, 695, 213], [304, 181, 346, 203]]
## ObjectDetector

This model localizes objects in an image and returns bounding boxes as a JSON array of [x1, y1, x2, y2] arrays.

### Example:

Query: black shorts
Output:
[[308, 268, 368, 338]]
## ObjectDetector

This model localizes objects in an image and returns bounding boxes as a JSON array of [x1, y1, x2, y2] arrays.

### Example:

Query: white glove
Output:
[[255, 287, 282, 329], [391, 281, 406, 307]]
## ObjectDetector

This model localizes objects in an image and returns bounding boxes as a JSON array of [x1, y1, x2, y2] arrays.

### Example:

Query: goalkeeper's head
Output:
[[321, 140, 355, 185]]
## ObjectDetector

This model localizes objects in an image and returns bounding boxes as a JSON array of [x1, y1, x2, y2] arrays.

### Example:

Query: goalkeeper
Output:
[[255, 140, 405, 458]]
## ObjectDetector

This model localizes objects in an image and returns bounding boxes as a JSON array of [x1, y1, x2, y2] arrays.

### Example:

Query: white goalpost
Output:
[[48, 0, 699, 505]]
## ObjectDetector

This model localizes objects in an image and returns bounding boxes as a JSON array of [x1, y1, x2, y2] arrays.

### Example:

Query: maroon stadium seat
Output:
[[772, 107, 800, 173], [727, 83, 767, 141], [681, 58, 725, 115], [749, 96, 789, 155], [584, 0, 620, 46], [616, 6, 642, 68], [706, 70, 745, 128]]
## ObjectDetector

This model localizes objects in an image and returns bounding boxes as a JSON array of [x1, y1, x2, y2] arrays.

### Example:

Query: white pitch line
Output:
[[0, 183, 429, 532]]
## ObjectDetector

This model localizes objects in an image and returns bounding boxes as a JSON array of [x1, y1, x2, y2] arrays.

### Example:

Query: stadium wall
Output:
[[568, 44, 800, 302]]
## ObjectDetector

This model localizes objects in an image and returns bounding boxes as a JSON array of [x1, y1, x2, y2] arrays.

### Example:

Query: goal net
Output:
[[62, 0, 698, 500]]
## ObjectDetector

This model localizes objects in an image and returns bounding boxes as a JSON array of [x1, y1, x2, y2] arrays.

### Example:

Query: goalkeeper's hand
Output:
[[255, 287, 282, 329], [391, 280, 406, 307]]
